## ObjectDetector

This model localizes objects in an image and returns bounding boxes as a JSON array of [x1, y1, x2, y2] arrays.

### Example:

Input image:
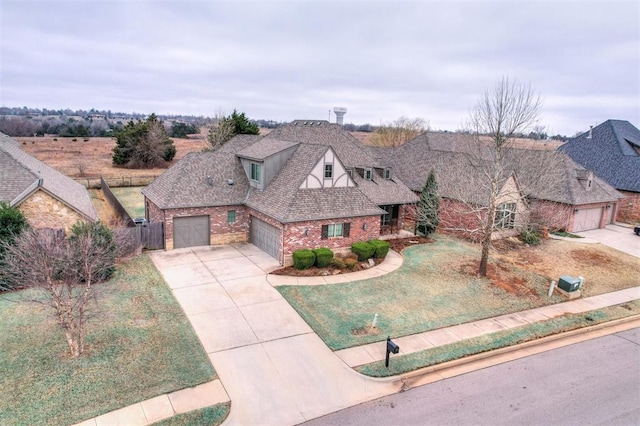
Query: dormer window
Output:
[[364, 168, 372, 181], [384, 168, 391, 180], [251, 162, 261, 182], [324, 163, 333, 179]]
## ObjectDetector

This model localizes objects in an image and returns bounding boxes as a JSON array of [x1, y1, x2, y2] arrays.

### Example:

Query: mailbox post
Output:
[[385, 336, 399, 368]]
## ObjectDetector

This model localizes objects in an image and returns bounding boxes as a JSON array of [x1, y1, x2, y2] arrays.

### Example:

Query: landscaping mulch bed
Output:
[[270, 236, 435, 277]]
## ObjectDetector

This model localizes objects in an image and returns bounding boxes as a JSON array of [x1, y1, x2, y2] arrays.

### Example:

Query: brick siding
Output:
[[617, 191, 640, 223]]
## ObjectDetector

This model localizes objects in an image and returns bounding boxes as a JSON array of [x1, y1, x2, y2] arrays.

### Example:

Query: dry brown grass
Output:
[[492, 237, 640, 296], [16, 136, 209, 179]]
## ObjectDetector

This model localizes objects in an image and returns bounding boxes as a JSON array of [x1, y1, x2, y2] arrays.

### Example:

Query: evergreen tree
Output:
[[228, 109, 259, 135], [206, 109, 259, 151], [416, 169, 439, 236], [112, 114, 176, 167]]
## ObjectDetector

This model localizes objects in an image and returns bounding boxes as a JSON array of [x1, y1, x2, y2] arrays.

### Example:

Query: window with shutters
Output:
[[321, 222, 351, 239]]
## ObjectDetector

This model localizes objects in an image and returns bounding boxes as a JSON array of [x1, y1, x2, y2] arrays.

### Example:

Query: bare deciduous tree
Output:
[[206, 118, 234, 151], [467, 77, 544, 276], [370, 116, 429, 147], [0, 223, 118, 358]]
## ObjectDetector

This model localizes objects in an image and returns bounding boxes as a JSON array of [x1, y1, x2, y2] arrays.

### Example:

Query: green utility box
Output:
[[558, 275, 581, 292]]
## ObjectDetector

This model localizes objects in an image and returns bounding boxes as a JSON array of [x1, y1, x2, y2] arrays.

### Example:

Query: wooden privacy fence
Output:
[[77, 175, 159, 189], [101, 176, 135, 227], [117, 222, 165, 253], [101, 176, 165, 251]]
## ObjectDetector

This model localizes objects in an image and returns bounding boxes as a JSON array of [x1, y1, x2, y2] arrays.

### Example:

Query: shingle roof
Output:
[[266, 120, 378, 167], [387, 132, 622, 206], [0, 133, 98, 221], [236, 139, 298, 161], [559, 120, 640, 192], [144, 123, 417, 221], [245, 144, 385, 222], [141, 135, 259, 209]]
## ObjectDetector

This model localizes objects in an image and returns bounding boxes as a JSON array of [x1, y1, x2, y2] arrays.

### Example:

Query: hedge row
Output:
[[292, 247, 335, 270], [292, 239, 390, 269], [351, 239, 389, 261]]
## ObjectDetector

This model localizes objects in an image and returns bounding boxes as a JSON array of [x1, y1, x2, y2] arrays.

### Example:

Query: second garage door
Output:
[[250, 217, 280, 260], [572, 208, 602, 232], [173, 216, 210, 249]]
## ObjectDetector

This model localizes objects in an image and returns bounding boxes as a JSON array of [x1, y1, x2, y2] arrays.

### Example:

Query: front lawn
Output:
[[0, 255, 215, 426], [278, 235, 639, 350]]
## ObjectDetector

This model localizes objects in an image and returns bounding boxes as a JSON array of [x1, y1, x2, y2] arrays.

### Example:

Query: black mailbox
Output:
[[387, 337, 399, 354], [385, 336, 400, 368]]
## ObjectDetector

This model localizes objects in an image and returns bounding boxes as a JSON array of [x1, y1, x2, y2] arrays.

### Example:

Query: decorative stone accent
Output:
[[18, 189, 86, 233]]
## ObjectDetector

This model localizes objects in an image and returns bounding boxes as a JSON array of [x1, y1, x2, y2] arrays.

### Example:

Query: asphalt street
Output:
[[303, 328, 640, 426]]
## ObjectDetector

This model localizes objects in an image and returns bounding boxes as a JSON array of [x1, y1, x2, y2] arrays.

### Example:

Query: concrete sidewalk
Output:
[[335, 287, 640, 367], [77, 243, 640, 425]]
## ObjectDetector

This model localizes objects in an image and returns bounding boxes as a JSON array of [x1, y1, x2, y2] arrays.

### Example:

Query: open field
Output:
[[16, 136, 210, 179], [0, 255, 215, 426], [278, 235, 639, 350]]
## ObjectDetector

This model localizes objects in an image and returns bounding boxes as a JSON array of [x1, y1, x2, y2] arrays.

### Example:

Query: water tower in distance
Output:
[[333, 107, 347, 125]]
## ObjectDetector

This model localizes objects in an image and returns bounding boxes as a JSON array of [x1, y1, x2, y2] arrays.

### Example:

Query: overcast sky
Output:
[[1, 0, 638, 135]]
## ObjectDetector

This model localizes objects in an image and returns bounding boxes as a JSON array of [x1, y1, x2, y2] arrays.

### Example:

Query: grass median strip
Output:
[[0, 255, 215, 426], [356, 300, 640, 377], [151, 403, 230, 426]]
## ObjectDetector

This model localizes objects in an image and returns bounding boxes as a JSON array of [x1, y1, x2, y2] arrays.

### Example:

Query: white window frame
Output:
[[364, 168, 372, 181], [327, 223, 343, 238], [251, 162, 261, 182], [494, 203, 517, 229], [324, 163, 333, 179]]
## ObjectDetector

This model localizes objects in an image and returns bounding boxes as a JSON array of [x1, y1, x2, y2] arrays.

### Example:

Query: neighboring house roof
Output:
[[0, 133, 98, 221], [559, 119, 640, 193], [506, 149, 622, 205], [141, 135, 259, 209], [386, 131, 622, 207]]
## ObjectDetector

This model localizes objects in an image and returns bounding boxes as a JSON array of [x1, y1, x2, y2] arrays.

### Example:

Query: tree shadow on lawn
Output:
[[278, 236, 566, 350]]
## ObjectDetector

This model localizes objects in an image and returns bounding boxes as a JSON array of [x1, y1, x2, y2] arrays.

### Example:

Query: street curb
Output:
[[388, 314, 640, 389]]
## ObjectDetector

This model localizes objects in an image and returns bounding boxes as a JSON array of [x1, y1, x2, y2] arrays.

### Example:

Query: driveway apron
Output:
[[149, 244, 398, 425]]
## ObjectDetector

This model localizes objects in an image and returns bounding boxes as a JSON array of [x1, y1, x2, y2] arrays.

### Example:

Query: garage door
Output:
[[250, 217, 280, 260], [173, 216, 210, 249], [573, 208, 602, 232]]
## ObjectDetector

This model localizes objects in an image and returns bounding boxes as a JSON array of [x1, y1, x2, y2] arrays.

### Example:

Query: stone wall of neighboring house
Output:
[[18, 189, 86, 233], [281, 215, 381, 266], [617, 190, 640, 223]]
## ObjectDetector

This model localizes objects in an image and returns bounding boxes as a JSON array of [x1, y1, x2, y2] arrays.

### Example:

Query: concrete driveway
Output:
[[149, 243, 399, 425], [576, 224, 640, 258]]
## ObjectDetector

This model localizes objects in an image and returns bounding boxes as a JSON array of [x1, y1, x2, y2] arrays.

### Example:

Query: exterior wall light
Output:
[[304, 228, 309, 236], [362, 223, 368, 230]]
